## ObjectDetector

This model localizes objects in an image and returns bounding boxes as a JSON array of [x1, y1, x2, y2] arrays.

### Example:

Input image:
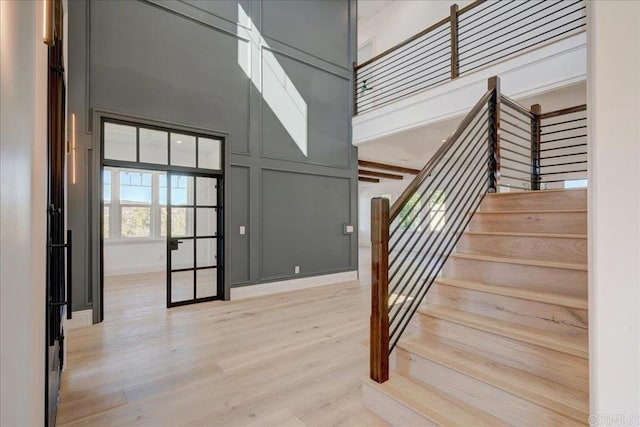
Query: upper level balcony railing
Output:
[[353, 0, 586, 115]]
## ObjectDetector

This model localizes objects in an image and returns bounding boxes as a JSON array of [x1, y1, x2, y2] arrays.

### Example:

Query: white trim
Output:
[[64, 309, 93, 329], [105, 264, 165, 277], [230, 270, 358, 300]]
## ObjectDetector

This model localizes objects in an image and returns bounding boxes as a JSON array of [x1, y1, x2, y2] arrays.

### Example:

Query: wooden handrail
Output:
[[389, 88, 494, 221], [539, 104, 587, 119], [502, 96, 534, 118], [355, 1, 487, 72], [457, 0, 486, 15], [355, 17, 450, 71], [370, 197, 389, 383]]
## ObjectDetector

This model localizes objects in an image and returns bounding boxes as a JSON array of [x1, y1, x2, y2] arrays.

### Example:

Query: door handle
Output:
[[48, 230, 72, 319], [169, 239, 184, 251]]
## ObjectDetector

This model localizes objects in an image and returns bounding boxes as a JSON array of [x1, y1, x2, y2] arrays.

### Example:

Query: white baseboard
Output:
[[230, 270, 358, 300], [64, 309, 93, 329], [104, 264, 165, 276]]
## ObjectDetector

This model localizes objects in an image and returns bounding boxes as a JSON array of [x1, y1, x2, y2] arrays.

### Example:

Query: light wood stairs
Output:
[[363, 188, 589, 426]]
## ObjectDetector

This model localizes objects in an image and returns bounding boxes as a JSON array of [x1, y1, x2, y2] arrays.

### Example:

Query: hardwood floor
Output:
[[57, 248, 387, 426]]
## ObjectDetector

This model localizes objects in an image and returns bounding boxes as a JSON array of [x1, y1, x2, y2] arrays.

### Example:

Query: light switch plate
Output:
[[239, 226, 246, 235], [344, 224, 354, 234]]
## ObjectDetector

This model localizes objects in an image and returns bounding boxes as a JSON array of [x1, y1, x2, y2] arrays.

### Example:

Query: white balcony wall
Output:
[[353, 32, 586, 145]]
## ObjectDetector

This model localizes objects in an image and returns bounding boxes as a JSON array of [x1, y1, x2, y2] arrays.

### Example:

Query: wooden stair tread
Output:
[[398, 337, 589, 422], [449, 252, 587, 271], [474, 209, 587, 214], [364, 373, 508, 427], [435, 278, 588, 310], [419, 304, 588, 359], [464, 231, 587, 239], [485, 188, 586, 196]]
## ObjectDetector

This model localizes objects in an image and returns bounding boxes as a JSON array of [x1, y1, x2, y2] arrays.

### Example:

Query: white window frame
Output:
[[103, 167, 181, 244]]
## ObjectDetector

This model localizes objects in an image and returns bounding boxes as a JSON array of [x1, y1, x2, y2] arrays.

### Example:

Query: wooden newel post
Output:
[[370, 197, 390, 383], [530, 104, 542, 191], [487, 76, 501, 193]]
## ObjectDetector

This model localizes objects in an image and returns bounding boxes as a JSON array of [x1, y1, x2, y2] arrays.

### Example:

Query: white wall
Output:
[[104, 242, 166, 276], [358, 0, 472, 56], [0, 1, 48, 425], [104, 238, 215, 276], [588, 0, 640, 419]]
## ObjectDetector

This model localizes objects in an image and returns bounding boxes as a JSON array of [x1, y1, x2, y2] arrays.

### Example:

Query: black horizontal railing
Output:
[[370, 76, 500, 383], [354, 0, 586, 115], [369, 75, 589, 383], [538, 105, 587, 186]]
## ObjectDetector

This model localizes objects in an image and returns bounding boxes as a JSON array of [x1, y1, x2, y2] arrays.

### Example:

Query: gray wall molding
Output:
[[67, 0, 357, 317], [258, 167, 355, 282]]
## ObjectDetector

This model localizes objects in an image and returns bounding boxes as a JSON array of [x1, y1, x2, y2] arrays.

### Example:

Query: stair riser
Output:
[[442, 257, 587, 298], [394, 348, 584, 426], [412, 314, 589, 391], [480, 190, 587, 211], [470, 212, 587, 234], [457, 234, 587, 264], [427, 283, 588, 340], [362, 381, 438, 427]]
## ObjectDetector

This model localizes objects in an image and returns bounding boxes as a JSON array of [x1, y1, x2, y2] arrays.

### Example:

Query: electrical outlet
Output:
[[294, 265, 300, 274], [239, 225, 246, 235]]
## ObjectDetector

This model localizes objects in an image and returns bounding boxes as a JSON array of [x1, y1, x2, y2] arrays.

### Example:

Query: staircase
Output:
[[363, 188, 589, 426]]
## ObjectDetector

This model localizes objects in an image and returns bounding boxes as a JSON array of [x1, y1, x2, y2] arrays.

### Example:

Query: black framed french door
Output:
[[45, 1, 69, 424], [167, 171, 224, 307], [99, 116, 226, 314]]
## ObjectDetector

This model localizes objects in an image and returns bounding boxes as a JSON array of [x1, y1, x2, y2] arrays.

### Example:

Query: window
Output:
[[103, 167, 192, 241], [565, 179, 588, 189], [103, 120, 222, 170], [399, 193, 421, 231], [398, 190, 446, 232], [119, 171, 152, 238], [428, 190, 446, 232], [103, 170, 111, 238]]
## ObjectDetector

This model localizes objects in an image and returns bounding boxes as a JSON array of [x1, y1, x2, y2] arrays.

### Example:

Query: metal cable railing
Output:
[[499, 97, 536, 191], [539, 105, 588, 187], [354, 0, 586, 115], [369, 78, 499, 382], [458, 0, 586, 75], [368, 76, 589, 384]]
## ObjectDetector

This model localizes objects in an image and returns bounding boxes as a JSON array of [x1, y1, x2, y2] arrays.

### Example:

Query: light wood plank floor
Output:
[[57, 248, 387, 426]]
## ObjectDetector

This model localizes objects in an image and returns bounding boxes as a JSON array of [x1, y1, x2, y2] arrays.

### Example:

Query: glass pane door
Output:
[[167, 173, 222, 307]]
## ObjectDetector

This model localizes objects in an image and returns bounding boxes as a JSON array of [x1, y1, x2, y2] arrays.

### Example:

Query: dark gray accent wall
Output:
[[67, 0, 358, 319], [261, 169, 352, 281]]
